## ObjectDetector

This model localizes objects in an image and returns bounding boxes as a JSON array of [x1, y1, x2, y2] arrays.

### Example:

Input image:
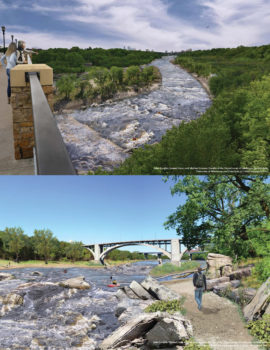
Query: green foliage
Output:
[[125, 66, 141, 86], [247, 314, 270, 349], [65, 241, 84, 262], [5, 227, 25, 262], [56, 74, 76, 100], [32, 47, 162, 74], [106, 249, 146, 261], [112, 44, 270, 174], [164, 176, 270, 259], [184, 339, 212, 350], [33, 229, 56, 264], [255, 258, 270, 283], [145, 298, 185, 314], [150, 261, 200, 276]]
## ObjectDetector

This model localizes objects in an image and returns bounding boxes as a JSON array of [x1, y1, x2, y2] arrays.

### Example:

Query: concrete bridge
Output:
[[84, 239, 184, 265]]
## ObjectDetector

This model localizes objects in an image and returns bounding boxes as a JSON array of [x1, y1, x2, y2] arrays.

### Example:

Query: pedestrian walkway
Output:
[[0, 66, 34, 175]]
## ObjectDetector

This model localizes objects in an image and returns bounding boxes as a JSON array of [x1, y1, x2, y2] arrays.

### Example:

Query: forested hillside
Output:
[[113, 44, 270, 174], [32, 47, 162, 73]]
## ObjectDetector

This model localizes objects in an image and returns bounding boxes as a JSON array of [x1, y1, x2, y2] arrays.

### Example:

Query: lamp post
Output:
[[11, 34, 14, 42], [15, 38, 17, 48], [1, 26, 6, 52]]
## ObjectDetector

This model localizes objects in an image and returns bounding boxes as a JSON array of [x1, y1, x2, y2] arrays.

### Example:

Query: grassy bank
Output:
[[150, 261, 200, 277], [0, 259, 143, 270]]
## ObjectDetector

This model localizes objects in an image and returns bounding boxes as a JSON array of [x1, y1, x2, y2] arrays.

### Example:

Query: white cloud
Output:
[[3, 0, 270, 50]]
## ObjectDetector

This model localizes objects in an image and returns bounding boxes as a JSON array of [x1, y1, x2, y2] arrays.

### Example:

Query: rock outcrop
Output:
[[100, 312, 193, 350], [129, 281, 154, 300], [141, 276, 181, 301], [206, 253, 233, 278], [58, 276, 91, 290], [0, 272, 14, 281], [0, 293, 24, 316], [206, 276, 230, 291], [244, 277, 270, 321]]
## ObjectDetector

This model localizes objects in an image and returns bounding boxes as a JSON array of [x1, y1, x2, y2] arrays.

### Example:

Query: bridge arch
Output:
[[99, 243, 171, 264]]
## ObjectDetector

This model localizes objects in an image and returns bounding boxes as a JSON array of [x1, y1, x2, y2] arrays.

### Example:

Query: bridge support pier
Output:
[[171, 239, 181, 266]]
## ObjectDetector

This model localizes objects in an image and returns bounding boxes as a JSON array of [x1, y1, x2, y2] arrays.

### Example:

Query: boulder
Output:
[[0, 293, 24, 316], [31, 271, 43, 276], [231, 280, 241, 289], [0, 272, 14, 281], [244, 277, 270, 321], [59, 276, 90, 290], [129, 281, 154, 300], [146, 315, 192, 348], [141, 276, 181, 301], [213, 282, 232, 294], [115, 289, 128, 302], [123, 287, 140, 299], [242, 288, 257, 303], [228, 267, 251, 280], [206, 277, 230, 291], [100, 312, 192, 350], [206, 253, 233, 278]]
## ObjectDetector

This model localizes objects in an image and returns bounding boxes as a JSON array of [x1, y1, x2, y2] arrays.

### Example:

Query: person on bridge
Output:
[[193, 267, 206, 311], [17, 41, 38, 63], [0, 42, 17, 104]]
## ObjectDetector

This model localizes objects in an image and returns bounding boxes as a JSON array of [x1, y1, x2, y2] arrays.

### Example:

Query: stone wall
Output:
[[10, 64, 53, 160]]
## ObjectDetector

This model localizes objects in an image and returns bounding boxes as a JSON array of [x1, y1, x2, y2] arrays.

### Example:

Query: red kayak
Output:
[[107, 284, 120, 288]]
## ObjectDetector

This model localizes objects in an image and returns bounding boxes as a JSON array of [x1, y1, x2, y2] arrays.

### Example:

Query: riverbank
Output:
[[150, 261, 201, 277], [164, 279, 259, 350], [0, 259, 147, 271]]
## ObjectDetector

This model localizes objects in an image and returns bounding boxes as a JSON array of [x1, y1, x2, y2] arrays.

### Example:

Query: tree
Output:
[[65, 241, 84, 262], [5, 227, 25, 263], [164, 176, 270, 259], [56, 74, 76, 100], [33, 229, 55, 264]]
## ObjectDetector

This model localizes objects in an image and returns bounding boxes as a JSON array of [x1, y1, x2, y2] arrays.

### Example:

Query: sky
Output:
[[0, 176, 186, 251], [0, 0, 269, 51]]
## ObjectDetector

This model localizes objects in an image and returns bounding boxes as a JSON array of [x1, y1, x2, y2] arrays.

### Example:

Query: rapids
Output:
[[56, 56, 211, 173]]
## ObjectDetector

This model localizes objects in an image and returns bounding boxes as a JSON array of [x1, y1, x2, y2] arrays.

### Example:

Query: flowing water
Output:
[[0, 262, 156, 349], [56, 57, 211, 173]]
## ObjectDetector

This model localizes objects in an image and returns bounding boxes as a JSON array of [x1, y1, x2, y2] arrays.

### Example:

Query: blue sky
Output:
[[0, 176, 185, 251], [0, 0, 269, 51]]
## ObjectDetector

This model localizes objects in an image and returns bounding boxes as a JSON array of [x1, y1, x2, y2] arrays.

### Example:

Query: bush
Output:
[[56, 74, 76, 100], [246, 314, 270, 349], [150, 261, 201, 276], [145, 298, 185, 314], [255, 257, 270, 283], [184, 339, 212, 350]]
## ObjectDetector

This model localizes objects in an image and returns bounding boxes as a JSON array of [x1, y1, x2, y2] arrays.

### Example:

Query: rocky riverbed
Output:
[[0, 263, 156, 349], [55, 56, 211, 173]]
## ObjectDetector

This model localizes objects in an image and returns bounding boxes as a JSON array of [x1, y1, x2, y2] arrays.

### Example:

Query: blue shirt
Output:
[[0, 52, 17, 70]]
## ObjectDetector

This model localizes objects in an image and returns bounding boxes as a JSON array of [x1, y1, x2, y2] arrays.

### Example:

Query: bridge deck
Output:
[[0, 66, 34, 174], [84, 239, 174, 249]]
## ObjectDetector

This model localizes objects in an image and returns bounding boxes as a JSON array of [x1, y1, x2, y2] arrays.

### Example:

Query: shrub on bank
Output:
[[184, 339, 212, 350], [145, 298, 186, 315], [246, 314, 270, 349], [150, 261, 200, 277]]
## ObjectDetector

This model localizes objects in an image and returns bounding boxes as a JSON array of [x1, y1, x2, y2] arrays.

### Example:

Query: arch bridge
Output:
[[84, 239, 184, 265]]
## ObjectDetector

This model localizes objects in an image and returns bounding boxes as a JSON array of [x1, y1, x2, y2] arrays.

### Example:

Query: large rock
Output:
[[0, 272, 14, 281], [206, 253, 233, 278], [59, 276, 90, 290], [141, 276, 181, 300], [146, 314, 192, 348], [0, 293, 24, 316], [206, 277, 230, 291], [244, 278, 270, 321], [228, 267, 251, 280], [122, 287, 140, 299], [213, 282, 232, 295], [100, 312, 192, 350], [129, 281, 154, 300]]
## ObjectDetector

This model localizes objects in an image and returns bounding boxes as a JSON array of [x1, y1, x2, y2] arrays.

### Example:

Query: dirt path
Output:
[[164, 279, 259, 350]]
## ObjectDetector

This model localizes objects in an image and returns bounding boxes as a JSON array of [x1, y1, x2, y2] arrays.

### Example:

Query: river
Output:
[[0, 262, 156, 349], [56, 57, 212, 173]]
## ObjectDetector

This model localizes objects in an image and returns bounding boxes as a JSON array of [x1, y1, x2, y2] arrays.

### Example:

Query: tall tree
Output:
[[33, 229, 55, 264], [164, 176, 270, 259], [5, 227, 25, 263], [65, 241, 84, 262]]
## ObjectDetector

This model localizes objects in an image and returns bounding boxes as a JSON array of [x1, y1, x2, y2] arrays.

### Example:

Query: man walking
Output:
[[193, 267, 207, 310]]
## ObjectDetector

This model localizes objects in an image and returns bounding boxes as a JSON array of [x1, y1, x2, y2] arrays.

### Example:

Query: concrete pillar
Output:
[[94, 244, 101, 263], [10, 64, 53, 159], [171, 239, 181, 266]]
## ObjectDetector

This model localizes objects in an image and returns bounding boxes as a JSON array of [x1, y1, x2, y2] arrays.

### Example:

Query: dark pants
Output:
[[6, 68, 11, 98], [195, 287, 204, 310]]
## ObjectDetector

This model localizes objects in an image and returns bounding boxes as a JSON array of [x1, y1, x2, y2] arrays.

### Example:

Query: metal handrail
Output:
[[26, 55, 76, 175]]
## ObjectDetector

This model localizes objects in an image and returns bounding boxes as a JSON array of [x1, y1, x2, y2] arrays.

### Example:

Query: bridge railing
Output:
[[10, 55, 75, 175], [26, 55, 75, 175]]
